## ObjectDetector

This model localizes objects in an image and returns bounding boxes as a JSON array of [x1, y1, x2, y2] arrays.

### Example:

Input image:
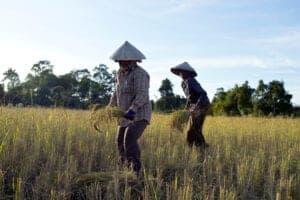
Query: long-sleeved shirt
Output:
[[182, 77, 209, 108], [109, 65, 152, 127]]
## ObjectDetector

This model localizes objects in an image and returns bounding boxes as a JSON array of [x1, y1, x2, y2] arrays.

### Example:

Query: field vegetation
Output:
[[0, 107, 299, 199]]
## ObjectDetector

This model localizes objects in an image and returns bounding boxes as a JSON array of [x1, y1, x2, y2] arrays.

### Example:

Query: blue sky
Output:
[[0, 0, 300, 104]]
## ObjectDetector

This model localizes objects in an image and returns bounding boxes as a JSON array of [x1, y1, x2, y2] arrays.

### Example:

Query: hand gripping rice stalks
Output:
[[90, 105, 124, 132]]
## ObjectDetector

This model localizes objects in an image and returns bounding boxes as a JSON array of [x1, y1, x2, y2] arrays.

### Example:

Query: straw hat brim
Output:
[[170, 68, 197, 77]]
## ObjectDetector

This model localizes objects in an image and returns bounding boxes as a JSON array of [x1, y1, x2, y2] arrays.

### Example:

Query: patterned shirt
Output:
[[109, 65, 152, 127]]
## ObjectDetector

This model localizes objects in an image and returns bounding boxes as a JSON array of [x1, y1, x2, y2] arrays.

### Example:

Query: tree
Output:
[[31, 60, 53, 76], [212, 85, 241, 116], [74, 69, 91, 102], [212, 81, 254, 116], [155, 78, 185, 112], [54, 73, 81, 108], [50, 85, 65, 107], [91, 64, 116, 105], [212, 80, 293, 116], [159, 79, 174, 97], [2, 68, 20, 90], [211, 88, 227, 115], [23, 60, 58, 106], [2, 68, 23, 105], [252, 80, 293, 116], [0, 84, 4, 104], [253, 80, 269, 115], [236, 81, 254, 115], [223, 86, 239, 116], [266, 81, 293, 115]]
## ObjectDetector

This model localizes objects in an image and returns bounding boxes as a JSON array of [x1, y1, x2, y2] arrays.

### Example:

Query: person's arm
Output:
[[108, 89, 117, 107], [181, 81, 191, 110], [129, 70, 150, 112], [108, 74, 119, 107]]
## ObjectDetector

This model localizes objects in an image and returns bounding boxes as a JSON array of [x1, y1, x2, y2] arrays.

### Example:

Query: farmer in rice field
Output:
[[108, 41, 151, 176], [171, 62, 210, 149]]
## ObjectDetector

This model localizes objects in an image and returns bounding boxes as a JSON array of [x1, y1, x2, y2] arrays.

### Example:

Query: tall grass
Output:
[[0, 107, 299, 199]]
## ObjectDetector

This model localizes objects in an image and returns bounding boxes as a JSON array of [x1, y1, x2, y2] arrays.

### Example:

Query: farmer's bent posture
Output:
[[171, 62, 210, 149], [108, 41, 151, 175]]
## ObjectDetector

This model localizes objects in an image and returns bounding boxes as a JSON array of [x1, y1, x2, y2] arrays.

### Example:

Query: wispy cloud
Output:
[[160, 0, 219, 15], [239, 26, 300, 51], [256, 31, 300, 49], [218, 28, 300, 70], [145, 0, 276, 15], [98, 0, 220, 19], [146, 55, 299, 71]]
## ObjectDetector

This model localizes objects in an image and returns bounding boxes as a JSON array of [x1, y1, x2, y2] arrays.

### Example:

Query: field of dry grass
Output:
[[0, 107, 299, 199]]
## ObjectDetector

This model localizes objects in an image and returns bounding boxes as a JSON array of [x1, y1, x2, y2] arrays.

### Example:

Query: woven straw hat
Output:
[[110, 41, 146, 61], [170, 62, 197, 77]]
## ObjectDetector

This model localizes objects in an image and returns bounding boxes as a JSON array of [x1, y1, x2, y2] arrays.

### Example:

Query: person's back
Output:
[[181, 77, 210, 109]]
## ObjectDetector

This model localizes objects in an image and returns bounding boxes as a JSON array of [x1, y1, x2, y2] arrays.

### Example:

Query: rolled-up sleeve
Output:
[[129, 70, 150, 112]]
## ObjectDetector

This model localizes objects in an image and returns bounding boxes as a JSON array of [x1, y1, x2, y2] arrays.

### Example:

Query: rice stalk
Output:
[[90, 105, 124, 132], [169, 110, 190, 132]]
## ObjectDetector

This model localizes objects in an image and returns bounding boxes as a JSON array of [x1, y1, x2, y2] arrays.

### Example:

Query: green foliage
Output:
[[0, 64, 296, 117], [294, 106, 300, 117], [0, 84, 4, 104], [212, 80, 293, 116], [90, 64, 115, 105], [253, 80, 293, 116], [155, 78, 186, 112], [1, 61, 115, 109], [2, 68, 20, 90], [159, 78, 174, 97], [155, 95, 186, 112]]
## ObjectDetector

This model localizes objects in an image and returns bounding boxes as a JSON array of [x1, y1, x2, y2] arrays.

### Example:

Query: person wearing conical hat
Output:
[[171, 62, 210, 149], [108, 41, 151, 176]]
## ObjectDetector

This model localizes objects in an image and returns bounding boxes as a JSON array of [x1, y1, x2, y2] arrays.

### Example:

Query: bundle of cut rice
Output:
[[90, 105, 124, 132], [170, 109, 190, 131], [105, 106, 125, 119]]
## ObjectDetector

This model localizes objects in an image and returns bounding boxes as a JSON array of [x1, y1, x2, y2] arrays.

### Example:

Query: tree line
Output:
[[1, 60, 298, 116], [155, 78, 298, 116], [211, 80, 294, 116], [1, 60, 115, 109]]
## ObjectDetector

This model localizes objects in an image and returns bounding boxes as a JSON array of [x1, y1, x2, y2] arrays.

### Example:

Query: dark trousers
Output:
[[186, 109, 208, 148], [117, 120, 148, 174]]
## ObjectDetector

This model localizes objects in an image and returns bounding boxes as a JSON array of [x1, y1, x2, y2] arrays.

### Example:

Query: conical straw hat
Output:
[[170, 62, 197, 77], [110, 41, 146, 61]]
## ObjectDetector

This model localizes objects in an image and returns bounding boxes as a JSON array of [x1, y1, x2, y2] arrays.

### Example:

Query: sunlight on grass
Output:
[[0, 107, 299, 199]]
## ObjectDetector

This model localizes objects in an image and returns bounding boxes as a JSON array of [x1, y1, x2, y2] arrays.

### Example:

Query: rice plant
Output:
[[0, 107, 299, 199]]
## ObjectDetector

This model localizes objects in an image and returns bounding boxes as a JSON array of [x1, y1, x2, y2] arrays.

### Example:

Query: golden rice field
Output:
[[0, 107, 299, 200]]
